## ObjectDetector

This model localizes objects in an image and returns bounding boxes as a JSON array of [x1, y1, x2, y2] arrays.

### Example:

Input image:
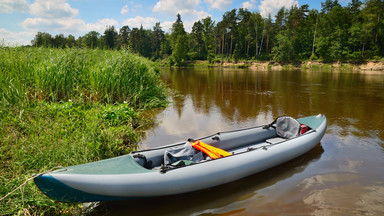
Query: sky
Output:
[[0, 0, 350, 46]]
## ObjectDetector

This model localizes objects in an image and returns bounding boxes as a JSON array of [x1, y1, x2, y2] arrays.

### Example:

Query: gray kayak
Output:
[[34, 114, 327, 203]]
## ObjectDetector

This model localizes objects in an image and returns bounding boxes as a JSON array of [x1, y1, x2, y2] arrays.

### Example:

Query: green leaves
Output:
[[99, 103, 138, 127]]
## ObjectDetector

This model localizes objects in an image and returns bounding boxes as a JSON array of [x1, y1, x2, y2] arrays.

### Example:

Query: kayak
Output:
[[34, 114, 327, 203]]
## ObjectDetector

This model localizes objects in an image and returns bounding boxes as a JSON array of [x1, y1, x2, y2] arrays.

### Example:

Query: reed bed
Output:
[[0, 47, 168, 215], [0, 47, 167, 108]]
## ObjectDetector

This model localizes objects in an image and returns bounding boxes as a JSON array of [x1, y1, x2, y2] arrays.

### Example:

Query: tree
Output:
[[321, 0, 341, 13], [129, 26, 152, 57], [237, 8, 252, 59], [191, 20, 204, 59], [251, 12, 264, 59], [361, 0, 384, 57], [152, 22, 165, 59], [215, 20, 227, 61], [118, 25, 131, 49], [222, 9, 238, 57], [160, 33, 172, 59], [170, 14, 187, 65], [83, 31, 100, 48], [202, 17, 215, 62], [272, 31, 294, 61], [316, 2, 350, 61], [31, 32, 52, 47], [104, 26, 118, 49], [67, 34, 76, 48]]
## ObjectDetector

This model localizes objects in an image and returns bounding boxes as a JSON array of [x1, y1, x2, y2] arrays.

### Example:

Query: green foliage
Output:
[[0, 47, 168, 109], [99, 102, 139, 127], [272, 32, 294, 62], [172, 35, 187, 65], [104, 25, 118, 49], [171, 14, 188, 65], [309, 53, 318, 60]]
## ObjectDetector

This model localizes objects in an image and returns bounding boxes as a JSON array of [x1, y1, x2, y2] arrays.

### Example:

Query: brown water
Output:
[[92, 68, 384, 215]]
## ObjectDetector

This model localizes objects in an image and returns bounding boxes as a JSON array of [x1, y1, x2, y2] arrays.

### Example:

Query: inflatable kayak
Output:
[[34, 114, 327, 203]]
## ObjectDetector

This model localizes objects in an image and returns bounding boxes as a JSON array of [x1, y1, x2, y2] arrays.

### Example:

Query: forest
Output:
[[30, 0, 384, 64]]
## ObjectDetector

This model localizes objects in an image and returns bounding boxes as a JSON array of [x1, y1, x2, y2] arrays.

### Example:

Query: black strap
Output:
[[263, 118, 277, 129]]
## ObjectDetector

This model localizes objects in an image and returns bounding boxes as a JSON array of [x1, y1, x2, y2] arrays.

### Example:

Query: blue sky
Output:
[[0, 0, 350, 45]]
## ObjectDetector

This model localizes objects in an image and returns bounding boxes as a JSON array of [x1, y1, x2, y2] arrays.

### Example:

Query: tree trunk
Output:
[[221, 34, 225, 63], [312, 19, 317, 56], [255, 24, 258, 59], [230, 32, 233, 57]]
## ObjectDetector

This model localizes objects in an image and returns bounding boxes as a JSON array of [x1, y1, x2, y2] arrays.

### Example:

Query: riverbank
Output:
[[169, 60, 384, 71], [0, 48, 168, 215]]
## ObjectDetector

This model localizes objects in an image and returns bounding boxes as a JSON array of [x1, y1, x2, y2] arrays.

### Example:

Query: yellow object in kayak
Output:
[[191, 140, 231, 159]]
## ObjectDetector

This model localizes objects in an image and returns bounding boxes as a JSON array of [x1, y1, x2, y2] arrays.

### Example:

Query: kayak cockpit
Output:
[[131, 115, 323, 171]]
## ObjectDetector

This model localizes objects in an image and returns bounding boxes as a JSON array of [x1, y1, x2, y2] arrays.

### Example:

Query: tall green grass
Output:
[[0, 47, 168, 215], [0, 47, 167, 108]]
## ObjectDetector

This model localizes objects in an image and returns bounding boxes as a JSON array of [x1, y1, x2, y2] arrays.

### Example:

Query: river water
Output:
[[92, 68, 384, 215]]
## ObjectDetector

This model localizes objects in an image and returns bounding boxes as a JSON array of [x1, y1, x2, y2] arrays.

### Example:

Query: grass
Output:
[[0, 47, 168, 215]]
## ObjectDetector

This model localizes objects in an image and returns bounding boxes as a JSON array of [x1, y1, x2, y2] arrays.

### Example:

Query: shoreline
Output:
[[171, 60, 384, 71]]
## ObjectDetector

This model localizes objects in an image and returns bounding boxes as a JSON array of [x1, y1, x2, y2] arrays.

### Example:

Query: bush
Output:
[[309, 53, 318, 60]]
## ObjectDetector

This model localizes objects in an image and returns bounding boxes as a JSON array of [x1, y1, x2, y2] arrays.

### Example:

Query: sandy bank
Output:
[[212, 60, 384, 71]]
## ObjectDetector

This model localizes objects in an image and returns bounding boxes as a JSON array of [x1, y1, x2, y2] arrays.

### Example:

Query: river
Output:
[[92, 67, 384, 215]]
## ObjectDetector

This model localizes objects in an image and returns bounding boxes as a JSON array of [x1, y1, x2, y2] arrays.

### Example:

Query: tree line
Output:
[[31, 0, 384, 63]]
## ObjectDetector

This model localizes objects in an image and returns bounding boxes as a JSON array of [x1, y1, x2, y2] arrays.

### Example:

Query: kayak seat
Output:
[[275, 116, 301, 139], [263, 116, 302, 144], [266, 137, 286, 144]]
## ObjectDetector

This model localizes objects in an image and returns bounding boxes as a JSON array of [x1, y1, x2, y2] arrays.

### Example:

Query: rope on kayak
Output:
[[0, 166, 64, 205]]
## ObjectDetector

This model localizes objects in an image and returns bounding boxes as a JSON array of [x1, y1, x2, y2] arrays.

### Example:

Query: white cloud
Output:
[[29, 0, 79, 19], [130, 2, 142, 12], [122, 16, 159, 29], [152, 0, 211, 32], [242, 0, 257, 10], [21, 17, 84, 33], [204, 0, 232, 11], [20, 0, 118, 36], [121, 4, 129, 15], [183, 20, 196, 32], [160, 21, 174, 32], [0, 28, 34, 46], [153, 0, 201, 16], [258, 0, 298, 18], [192, 10, 211, 20], [21, 17, 118, 35], [0, 0, 29, 13], [158, 20, 193, 33], [85, 19, 119, 33]]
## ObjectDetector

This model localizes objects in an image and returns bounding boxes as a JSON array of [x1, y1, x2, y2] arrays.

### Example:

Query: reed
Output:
[[0, 47, 167, 108]]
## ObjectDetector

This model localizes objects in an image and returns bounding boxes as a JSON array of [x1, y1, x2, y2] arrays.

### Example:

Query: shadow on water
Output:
[[87, 144, 324, 216]]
